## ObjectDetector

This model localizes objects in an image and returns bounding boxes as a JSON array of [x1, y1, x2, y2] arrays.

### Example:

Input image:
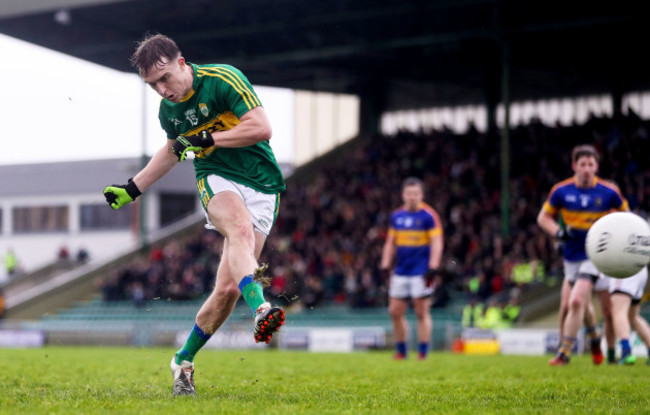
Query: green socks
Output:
[[175, 275, 267, 365], [175, 323, 212, 364], [238, 275, 266, 314]]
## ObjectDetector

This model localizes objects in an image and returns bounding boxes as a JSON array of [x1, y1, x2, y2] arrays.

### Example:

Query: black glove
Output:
[[556, 227, 575, 241], [103, 179, 141, 210], [378, 268, 391, 293], [425, 268, 441, 287], [379, 268, 391, 283], [172, 130, 215, 162]]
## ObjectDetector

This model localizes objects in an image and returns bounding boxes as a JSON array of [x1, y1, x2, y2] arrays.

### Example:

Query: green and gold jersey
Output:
[[158, 63, 286, 194]]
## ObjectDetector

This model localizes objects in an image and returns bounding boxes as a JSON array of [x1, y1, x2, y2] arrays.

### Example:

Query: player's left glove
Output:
[[172, 130, 214, 162], [425, 268, 441, 287], [379, 268, 391, 283], [378, 268, 391, 293], [556, 227, 575, 241], [103, 178, 141, 210]]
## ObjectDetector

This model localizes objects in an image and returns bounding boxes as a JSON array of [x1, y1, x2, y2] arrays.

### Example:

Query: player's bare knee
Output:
[[388, 306, 403, 319], [414, 311, 428, 321], [568, 296, 586, 311], [227, 223, 255, 248], [219, 284, 241, 304]]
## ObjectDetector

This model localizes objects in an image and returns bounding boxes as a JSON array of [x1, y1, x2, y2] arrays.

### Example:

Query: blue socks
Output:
[[396, 342, 407, 357], [621, 338, 631, 356], [418, 342, 429, 357]]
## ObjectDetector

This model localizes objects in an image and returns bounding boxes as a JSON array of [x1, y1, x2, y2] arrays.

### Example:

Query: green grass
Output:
[[1, 347, 649, 414]]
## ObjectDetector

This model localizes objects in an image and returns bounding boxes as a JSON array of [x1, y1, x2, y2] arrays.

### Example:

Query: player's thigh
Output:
[[198, 175, 253, 238], [207, 191, 254, 240], [200, 175, 278, 238], [609, 292, 631, 318], [388, 296, 409, 317], [594, 289, 612, 316], [413, 296, 432, 318], [569, 278, 593, 306]]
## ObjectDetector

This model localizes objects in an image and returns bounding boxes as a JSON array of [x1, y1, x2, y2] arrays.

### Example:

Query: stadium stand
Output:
[[4, 112, 650, 348]]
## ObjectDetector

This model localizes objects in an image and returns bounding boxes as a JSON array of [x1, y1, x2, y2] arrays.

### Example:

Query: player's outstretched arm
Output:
[[103, 140, 177, 209]]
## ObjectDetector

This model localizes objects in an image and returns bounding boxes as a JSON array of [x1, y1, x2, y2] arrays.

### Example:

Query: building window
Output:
[[80, 203, 132, 230], [13, 206, 69, 234], [160, 193, 197, 227]]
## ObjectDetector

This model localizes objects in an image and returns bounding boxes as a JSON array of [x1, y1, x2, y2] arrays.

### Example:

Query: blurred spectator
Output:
[[302, 275, 324, 309], [131, 281, 145, 308], [465, 269, 491, 302], [0, 287, 5, 320], [76, 247, 90, 264], [503, 296, 521, 326], [57, 245, 70, 263], [510, 255, 545, 287], [462, 296, 484, 328], [4, 249, 18, 279], [480, 297, 510, 329]]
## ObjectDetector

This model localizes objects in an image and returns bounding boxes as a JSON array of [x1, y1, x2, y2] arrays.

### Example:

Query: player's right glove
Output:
[[378, 268, 391, 293], [556, 227, 575, 241], [172, 130, 215, 162], [103, 179, 141, 210]]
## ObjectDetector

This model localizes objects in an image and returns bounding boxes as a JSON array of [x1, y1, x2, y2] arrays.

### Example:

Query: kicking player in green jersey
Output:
[[103, 34, 286, 396]]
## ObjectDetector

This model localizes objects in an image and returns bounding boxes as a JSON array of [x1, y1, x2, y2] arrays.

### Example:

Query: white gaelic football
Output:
[[586, 212, 650, 278]]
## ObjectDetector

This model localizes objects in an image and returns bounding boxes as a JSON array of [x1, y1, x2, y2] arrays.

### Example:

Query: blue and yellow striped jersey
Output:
[[542, 176, 628, 261], [388, 202, 443, 276]]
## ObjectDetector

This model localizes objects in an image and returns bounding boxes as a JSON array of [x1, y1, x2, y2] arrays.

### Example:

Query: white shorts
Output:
[[609, 267, 648, 302], [389, 274, 433, 299], [198, 175, 279, 236], [563, 259, 609, 291]]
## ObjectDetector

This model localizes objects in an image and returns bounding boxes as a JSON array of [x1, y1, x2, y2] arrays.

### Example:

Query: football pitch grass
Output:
[[1, 347, 649, 414]]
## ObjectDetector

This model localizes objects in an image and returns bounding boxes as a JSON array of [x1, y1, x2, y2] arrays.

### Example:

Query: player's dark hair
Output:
[[571, 144, 600, 163], [402, 177, 424, 191], [130, 34, 182, 77]]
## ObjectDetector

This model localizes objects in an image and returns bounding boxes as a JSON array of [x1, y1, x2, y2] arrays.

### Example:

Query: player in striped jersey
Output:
[[103, 34, 286, 396], [380, 177, 444, 360], [538, 145, 628, 365]]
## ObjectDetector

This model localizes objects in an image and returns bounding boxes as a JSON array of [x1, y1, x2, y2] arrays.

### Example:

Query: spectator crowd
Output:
[[100, 112, 650, 316]]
